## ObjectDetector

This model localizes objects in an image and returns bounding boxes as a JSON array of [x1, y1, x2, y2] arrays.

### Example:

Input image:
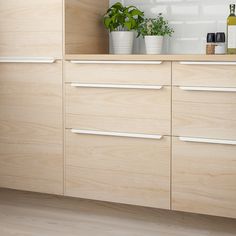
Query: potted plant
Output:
[[138, 14, 174, 54], [103, 2, 144, 54]]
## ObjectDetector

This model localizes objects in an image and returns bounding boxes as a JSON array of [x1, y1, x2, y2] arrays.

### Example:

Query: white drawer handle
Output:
[[179, 86, 236, 92], [179, 137, 236, 145], [70, 83, 163, 90], [71, 129, 163, 140], [0, 57, 56, 64], [70, 60, 163, 65], [179, 61, 236, 65]]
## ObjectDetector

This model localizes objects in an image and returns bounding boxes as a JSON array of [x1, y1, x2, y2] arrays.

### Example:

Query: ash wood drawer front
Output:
[[64, 61, 171, 85], [173, 86, 236, 140], [65, 129, 171, 209], [66, 84, 171, 135], [0, 0, 62, 57], [0, 60, 63, 194], [173, 61, 236, 87], [172, 137, 236, 219]]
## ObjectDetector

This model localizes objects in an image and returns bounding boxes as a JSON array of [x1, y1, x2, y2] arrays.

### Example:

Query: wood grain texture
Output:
[[1, 188, 236, 236], [65, 131, 170, 209], [65, 0, 109, 54], [65, 54, 236, 61], [0, 0, 63, 57], [172, 87, 236, 140], [172, 62, 236, 87], [0, 31, 63, 57], [66, 85, 171, 135], [0, 62, 63, 194], [64, 61, 171, 85], [172, 137, 236, 219]]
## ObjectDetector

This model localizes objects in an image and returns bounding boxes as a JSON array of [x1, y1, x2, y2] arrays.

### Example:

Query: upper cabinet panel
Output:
[[0, 0, 62, 32], [65, 0, 109, 54], [0, 0, 63, 57]]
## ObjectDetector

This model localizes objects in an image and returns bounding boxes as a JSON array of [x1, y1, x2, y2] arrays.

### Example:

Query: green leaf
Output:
[[104, 17, 112, 28], [130, 9, 143, 17], [124, 21, 132, 30]]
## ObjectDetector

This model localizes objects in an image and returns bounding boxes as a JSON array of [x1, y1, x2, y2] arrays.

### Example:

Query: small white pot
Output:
[[145, 36, 164, 54], [111, 31, 134, 55]]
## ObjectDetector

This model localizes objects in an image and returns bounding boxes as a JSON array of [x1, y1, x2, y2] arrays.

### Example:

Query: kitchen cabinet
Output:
[[64, 61, 172, 208], [0, 61, 63, 194], [0, 0, 235, 219], [0, 0, 64, 194], [172, 61, 236, 219]]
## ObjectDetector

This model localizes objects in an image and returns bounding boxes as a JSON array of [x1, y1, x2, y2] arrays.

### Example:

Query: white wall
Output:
[[109, 0, 233, 54]]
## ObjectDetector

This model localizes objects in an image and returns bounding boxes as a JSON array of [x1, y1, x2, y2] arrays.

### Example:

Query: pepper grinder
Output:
[[206, 33, 216, 55], [215, 32, 226, 54]]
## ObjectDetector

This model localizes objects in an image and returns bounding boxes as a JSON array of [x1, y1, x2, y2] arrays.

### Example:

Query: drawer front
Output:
[[64, 61, 171, 85], [66, 85, 171, 135], [65, 130, 170, 209], [173, 62, 236, 87], [173, 87, 236, 140], [172, 137, 236, 219], [0, 61, 63, 194], [0, 0, 62, 57]]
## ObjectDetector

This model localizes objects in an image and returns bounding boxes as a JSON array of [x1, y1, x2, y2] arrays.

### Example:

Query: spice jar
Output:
[[206, 33, 216, 55], [215, 32, 226, 54]]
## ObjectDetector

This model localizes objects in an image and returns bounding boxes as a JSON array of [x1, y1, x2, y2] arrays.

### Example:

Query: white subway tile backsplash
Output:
[[170, 5, 199, 15], [109, 0, 233, 54]]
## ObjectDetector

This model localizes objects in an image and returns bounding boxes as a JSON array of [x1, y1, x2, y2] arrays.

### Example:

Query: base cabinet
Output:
[[65, 130, 171, 209], [172, 137, 236, 219], [0, 61, 63, 195]]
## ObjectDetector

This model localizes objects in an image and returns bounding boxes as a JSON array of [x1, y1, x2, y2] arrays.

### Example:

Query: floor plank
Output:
[[0, 188, 236, 236]]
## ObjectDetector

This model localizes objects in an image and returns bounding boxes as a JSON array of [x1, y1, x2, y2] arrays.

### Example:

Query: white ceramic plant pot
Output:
[[111, 31, 134, 55], [145, 36, 164, 54]]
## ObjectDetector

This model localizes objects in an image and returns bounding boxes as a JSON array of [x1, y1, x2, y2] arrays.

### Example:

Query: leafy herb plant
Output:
[[103, 2, 144, 32], [137, 14, 174, 37]]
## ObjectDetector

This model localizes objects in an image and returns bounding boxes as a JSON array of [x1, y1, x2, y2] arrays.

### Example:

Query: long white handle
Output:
[[71, 83, 163, 90], [71, 129, 163, 140], [179, 136, 236, 145], [70, 60, 163, 65], [179, 86, 236, 92], [0, 57, 56, 63], [179, 61, 236, 65]]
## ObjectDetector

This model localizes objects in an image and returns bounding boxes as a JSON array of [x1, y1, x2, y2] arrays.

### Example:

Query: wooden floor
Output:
[[0, 188, 236, 236]]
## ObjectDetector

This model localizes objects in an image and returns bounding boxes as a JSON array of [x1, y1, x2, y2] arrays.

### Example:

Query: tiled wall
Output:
[[109, 0, 233, 54]]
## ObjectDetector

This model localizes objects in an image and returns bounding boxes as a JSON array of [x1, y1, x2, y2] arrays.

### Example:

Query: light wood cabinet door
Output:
[[172, 62, 236, 87], [66, 85, 171, 135], [0, 61, 63, 194], [0, 0, 63, 57], [65, 130, 171, 209], [64, 61, 171, 85], [172, 137, 236, 219], [173, 87, 236, 140]]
